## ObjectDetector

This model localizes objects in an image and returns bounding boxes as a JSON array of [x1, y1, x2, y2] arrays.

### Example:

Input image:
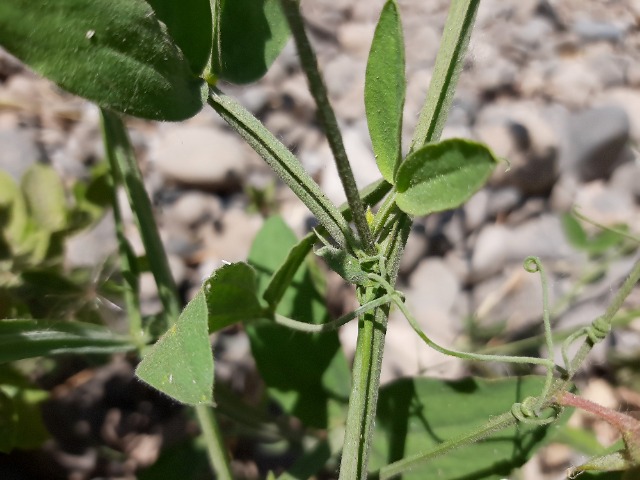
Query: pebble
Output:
[[150, 125, 249, 191], [563, 106, 631, 181], [0, 127, 44, 180]]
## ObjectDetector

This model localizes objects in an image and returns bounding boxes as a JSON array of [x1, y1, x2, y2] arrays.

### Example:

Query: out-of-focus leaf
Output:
[[21, 164, 67, 233], [136, 291, 213, 406], [0, 0, 206, 120], [0, 319, 135, 362]]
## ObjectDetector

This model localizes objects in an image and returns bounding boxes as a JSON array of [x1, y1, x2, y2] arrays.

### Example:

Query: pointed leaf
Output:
[[395, 138, 498, 216], [205, 262, 265, 332], [212, 0, 290, 84], [370, 376, 571, 479], [365, 0, 405, 184], [0, 0, 206, 121], [146, 0, 213, 75], [136, 291, 213, 405], [0, 319, 135, 362], [262, 234, 316, 308], [248, 216, 350, 428]]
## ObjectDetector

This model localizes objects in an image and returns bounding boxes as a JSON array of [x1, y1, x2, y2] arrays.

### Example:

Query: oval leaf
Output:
[[0, 0, 206, 121], [136, 291, 213, 405], [146, 0, 213, 75], [395, 138, 498, 216], [205, 262, 265, 332], [370, 376, 571, 479], [365, 0, 406, 184], [212, 0, 290, 84]]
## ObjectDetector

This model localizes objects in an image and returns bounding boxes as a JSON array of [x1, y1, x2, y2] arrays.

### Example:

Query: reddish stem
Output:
[[556, 390, 640, 464]]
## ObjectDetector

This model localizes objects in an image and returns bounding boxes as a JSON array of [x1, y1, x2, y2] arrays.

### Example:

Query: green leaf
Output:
[[0, 367, 50, 453], [248, 216, 350, 428], [410, 0, 479, 149], [0, 171, 28, 251], [212, 0, 290, 84], [146, 0, 213, 75], [136, 291, 213, 405], [0, 0, 206, 121], [395, 138, 498, 216], [205, 262, 265, 332], [365, 0, 405, 184], [262, 234, 316, 308], [562, 213, 589, 250], [0, 319, 135, 362], [370, 376, 570, 479], [21, 164, 68, 232]]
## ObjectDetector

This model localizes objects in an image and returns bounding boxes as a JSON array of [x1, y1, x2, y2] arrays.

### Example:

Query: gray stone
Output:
[[573, 180, 637, 228], [546, 60, 602, 108], [399, 226, 428, 276], [163, 192, 222, 229], [470, 224, 510, 281], [150, 126, 249, 191], [65, 212, 118, 268], [507, 213, 574, 261], [588, 53, 627, 88], [486, 187, 522, 218], [464, 190, 489, 232], [610, 160, 640, 202], [563, 106, 631, 182], [572, 20, 625, 43], [406, 258, 460, 315], [319, 128, 379, 205], [477, 102, 559, 195], [0, 127, 44, 180], [596, 88, 640, 143], [472, 263, 547, 332]]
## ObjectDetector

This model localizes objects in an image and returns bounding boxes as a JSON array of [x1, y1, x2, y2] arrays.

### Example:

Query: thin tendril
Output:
[[562, 316, 611, 374]]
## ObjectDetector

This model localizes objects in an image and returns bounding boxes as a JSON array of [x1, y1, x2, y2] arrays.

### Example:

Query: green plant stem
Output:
[[195, 405, 233, 480], [108, 171, 144, 347], [372, 411, 515, 480], [279, 0, 375, 255], [100, 109, 233, 480], [409, 0, 480, 151], [208, 87, 355, 250], [99, 109, 180, 323], [339, 215, 410, 480]]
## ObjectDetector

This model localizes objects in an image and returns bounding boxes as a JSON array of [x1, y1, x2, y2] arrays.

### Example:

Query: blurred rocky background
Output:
[[1, 0, 640, 478]]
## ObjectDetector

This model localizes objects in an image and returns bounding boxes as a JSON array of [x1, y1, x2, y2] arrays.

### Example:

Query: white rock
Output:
[[406, 258, 460, 315], [150, 126, 249, 190], [595, 88, 640, 143], [471, 223, 510, 281], [318, 128, 380, 205]]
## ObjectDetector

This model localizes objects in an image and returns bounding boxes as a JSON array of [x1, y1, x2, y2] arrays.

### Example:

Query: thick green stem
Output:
[[100, 109, 180, 323], [195, 404, 233, 480], [279, 0, 375, 255], [339, 215, 410, 480], [208, 87, 354, 250], [106, 167, 144, 347]]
